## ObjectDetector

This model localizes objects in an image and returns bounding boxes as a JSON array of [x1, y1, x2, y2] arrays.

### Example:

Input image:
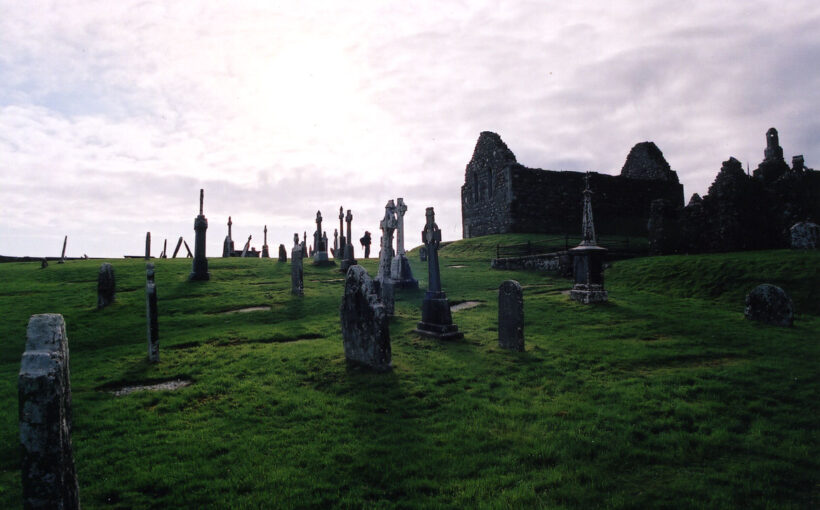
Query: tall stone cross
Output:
[[580, 173, 597, 246], [345, 209, 353, 248], [189, 188, 210, 280], [422, 207, 442, 293], [263, 225, 268, 245], [338, 206, 346, 246], [315, 211, 324, 250], [377, 201, 398, 282], [396, 198, 408, 256], [199, 188, 204, 215]]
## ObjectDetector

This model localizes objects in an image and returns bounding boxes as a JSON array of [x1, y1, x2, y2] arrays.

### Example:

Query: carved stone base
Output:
[[261, 245, 270, 258], [413, 293, 463, 340], [569, 284, 608, 304], [390, 255, 419, 289], [312, 252, 336, 266]]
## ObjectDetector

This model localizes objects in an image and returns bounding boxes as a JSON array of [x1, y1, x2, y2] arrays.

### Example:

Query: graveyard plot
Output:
[[0, 244, 818, 508]]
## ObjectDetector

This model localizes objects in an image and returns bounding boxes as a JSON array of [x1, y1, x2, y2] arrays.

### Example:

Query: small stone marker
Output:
[[291, 234, 304, 296], [160, 238, 168, 258], [19, 314, 81, 510], [172, 236, 183, 258], [340, 265, 392, 371], [189, 189, 210, 280], [790, 221, 819, 249], [278, 244, 287, 262], [59, 235, 67, 263], [40, 258, 48, 269], [419, 246, 428, 261], [498, 280, 524, 351], [380, 280, 395, 316], [146, 263, 159, 362], [745, 284, 794, 327], [97, 263, 115, 309]]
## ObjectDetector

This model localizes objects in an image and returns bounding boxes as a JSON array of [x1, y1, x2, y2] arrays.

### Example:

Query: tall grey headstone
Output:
[[146, 263, 159, 362], [189, 189, 210, 280], [223, 216, 234, 257], [498, 280, 524, 351], [97, 263, 115, 309], [291, 234, 304, 296], [389, 197, 418, 288], [337, 207, 346, 260], [414, 207, 463, 340], [312, 211, 333, 265], [745, 284, 794, 327], [145, 231, 151, 260], [340, 265, 391, 371], [278, 244, 287, 262], [58, 235, 67, 264], [19, 314, 80, 510], [569, 174, 608, 304], [262, 225, 270, 258], [340, 209, 357, 272], [376, 200, 398, 283], [172, 236, 183, 258]]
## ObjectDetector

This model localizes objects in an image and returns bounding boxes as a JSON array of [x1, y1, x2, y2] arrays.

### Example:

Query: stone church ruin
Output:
[[461, 132, 684, 238]]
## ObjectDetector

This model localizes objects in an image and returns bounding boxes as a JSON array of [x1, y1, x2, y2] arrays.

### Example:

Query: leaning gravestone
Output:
[[19, 314, 81, 510], [278, 244, 287, 262], [291, 234, 304, 296], [790, 221, 819, 249], [97, 263, 116, 309], [745, 284, 794, 327], [146, 263, 159, 362], [498, 280, 524, 351], [340, 265, 391, 371]]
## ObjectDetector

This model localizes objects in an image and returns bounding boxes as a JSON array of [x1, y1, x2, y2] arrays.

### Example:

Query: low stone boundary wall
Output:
[[491, 251, 571, 275]]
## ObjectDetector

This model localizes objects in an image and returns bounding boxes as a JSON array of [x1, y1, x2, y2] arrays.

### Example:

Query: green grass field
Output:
[[1, 237, 818, 508]]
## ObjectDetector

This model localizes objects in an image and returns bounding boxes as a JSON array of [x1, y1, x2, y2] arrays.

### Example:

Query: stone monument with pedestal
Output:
[[340, 209, 357, 272], [223, 216, 234, 257], [291, 233, 303, 296], [337, 207, 346, 261], [312, 211, 334, 266], [569, 174, 608, 303], [376, 200, 398, 283], [390, 198, 418, 289], [414, 207, 463, 340], [189, 189, 210, 281], [261, 225, 270, 258]]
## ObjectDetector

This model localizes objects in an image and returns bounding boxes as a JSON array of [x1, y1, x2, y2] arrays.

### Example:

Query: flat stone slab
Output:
[[450, 301, 482, 312], [447, 265, 468, 268], [219, 306, 271, 314], [109, 379, 192, 397]]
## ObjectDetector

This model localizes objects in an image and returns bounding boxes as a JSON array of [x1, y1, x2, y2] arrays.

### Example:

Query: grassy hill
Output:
[[0, 240, 818, 508]]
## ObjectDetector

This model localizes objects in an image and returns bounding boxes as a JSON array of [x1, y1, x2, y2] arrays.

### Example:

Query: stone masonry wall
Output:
[[462, 132, 684, 238]]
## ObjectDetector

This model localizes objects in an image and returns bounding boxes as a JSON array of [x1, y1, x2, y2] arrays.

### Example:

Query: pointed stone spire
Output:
[[580, 173, 597, 247]]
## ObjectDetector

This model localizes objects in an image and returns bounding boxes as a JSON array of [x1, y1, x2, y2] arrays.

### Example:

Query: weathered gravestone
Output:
[[313, 210, 330, 264], [337, 207, 346, 261], [414, 207, 463, 340], [291, 234, 304, 296], [97, 263, 115, 309], [145, 231, 151, 260], [569, 174, 608, 304], [498, 280, 524, 351], [18, 314, 81, 510], [223, 216, 234, 257], [419, 246, 428, 262], [172, 236, 183, 258], [261, 225, 270, 258], [278, 244, 287, 262], [189, 189, 210, 281], [340, 265, 392, 371], [40, 258, 48, 269], [745, 284, 794, 327], [790, 221, 819, 249], [390, 197, 418, 289], [146, 263, 159, 362], [58, 235, 67, 264], [340, 209, 357, 272], [377, 200, 398, 283]]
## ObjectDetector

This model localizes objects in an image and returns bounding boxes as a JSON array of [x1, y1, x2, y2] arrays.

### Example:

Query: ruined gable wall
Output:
[[508, 168, 684, 236]]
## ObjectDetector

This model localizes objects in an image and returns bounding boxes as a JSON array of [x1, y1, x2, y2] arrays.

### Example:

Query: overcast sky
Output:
[[1, 1, 818, 258]]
